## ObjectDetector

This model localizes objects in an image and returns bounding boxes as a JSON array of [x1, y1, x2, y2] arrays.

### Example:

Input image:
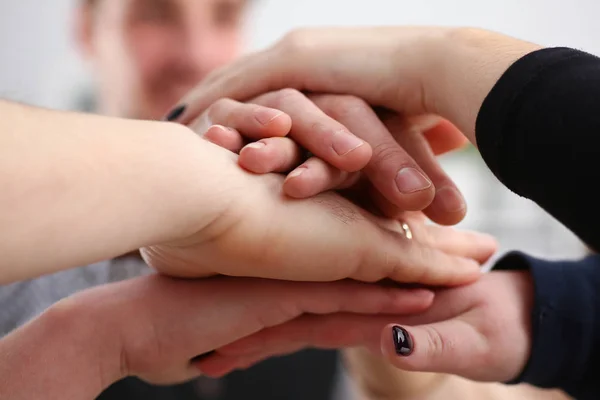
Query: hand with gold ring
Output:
[[187, 93, 504, 379], [194, 93, 496, 265]]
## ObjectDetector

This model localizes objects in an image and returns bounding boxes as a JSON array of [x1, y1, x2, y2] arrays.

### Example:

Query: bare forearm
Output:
[[0, 100, 230, 283], [423, 28, 542, 145], [0, 299, 121, 399]]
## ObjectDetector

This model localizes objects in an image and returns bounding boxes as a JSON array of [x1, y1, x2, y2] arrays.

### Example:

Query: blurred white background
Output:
[[2, 0, 600, 109], [0, 0, 594, 260]]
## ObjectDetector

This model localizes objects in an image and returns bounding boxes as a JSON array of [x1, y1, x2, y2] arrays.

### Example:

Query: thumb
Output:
[[380, 322, 487, 380]]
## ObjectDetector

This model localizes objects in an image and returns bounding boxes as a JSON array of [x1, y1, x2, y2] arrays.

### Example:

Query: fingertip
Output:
[[405, 289, 435, 312], [283, 167, 313, 198], [381, 324, 415, 362], [335, 139, 372, 172], [204, 125, 245, 152], [423, 120, 470, 156], [238, 141, 270, 173], [425, 186, 467, 226], [254, 108, 292, 137], [271, 113, 293, 136]]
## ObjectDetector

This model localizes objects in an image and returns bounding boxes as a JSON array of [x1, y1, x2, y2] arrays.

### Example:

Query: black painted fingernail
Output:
[[163, 105, 186, 121], [191, 350, 216, 363], [392, 325, 413, 356]]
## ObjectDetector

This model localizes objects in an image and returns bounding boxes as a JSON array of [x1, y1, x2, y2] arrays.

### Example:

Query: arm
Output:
[[0, 295, 120, 400], [0, 99, 482, 287], [492, 253, 600, 400], [0, 275, 432, 399], [468, 47, 600, 251], [0, 100, 230, 283]]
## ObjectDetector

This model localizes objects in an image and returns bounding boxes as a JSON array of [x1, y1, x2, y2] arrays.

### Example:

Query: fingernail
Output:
[[163, 105, 186, 121], [255, 109, 283, 125], [392, 326, 413, 356], [286, 167, 306, 180], [332, 130, 364, 156], [395, 168, 432, 194], [436, 186, 466, 213], [245, 142, 266, 150], [191, 350, 216, 363]]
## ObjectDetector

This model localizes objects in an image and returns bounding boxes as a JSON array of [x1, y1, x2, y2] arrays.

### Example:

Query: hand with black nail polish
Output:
[[378, 271, 534, 382], [200, 272, 532, 384], [2, 274, 434, 398]]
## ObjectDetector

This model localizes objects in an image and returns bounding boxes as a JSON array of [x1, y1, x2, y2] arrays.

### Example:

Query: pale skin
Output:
[[171, 27, 548, 386], [0, 97, 498, 398], [0, 6, 512, 398], [186, 91, 570, 399], [0, 22, 553, 400], [0, 276, 436, 399], [0, 98, 487, 285]]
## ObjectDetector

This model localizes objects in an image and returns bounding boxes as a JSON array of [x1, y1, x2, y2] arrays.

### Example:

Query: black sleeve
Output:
[[493, 252, 600, 400], [476, 47, 600, 251]]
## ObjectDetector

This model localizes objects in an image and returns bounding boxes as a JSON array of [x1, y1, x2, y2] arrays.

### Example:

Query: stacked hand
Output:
[[179, 91, 533, 386], [141, 91, 490, 286]]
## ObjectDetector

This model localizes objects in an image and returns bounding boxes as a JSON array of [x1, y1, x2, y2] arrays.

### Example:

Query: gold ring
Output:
[[400, 222, 413, 240]]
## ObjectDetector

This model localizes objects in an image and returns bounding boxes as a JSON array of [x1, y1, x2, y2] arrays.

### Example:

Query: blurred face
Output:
[[78, 0, 246, 119]]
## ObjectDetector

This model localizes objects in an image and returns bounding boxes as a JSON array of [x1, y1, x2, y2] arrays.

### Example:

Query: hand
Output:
[[190, 90, 470, 225], [167, 27, 540, 144], [141, 123, 486, 286], [0, 275, 433, 398], [200, 271, 532, 384]]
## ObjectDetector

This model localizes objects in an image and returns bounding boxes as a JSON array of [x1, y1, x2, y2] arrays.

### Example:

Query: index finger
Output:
[[170, 52, 294, 125]]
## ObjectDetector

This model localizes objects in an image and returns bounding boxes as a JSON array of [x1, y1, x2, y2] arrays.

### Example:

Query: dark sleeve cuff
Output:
[[492, 252, 599, 398], [475, 47, 583, 190]]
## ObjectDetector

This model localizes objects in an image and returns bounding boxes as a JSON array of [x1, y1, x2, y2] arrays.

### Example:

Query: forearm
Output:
[[0, 100, 232, 283], [0, 297, 122, 399], [423, 28, 542, 144]]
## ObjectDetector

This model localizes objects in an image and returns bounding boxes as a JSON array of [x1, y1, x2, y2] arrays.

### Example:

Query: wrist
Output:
[[423, 27, 542, 145], [128, 121, 238, 245]]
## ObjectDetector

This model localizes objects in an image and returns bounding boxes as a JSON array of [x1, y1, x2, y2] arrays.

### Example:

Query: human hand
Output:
[[190, 90, 470, 225], [199, 271, 532, 383], [141, 125, 485, 286], [167, 26, 540, 144], [0, 275, 434, 399]]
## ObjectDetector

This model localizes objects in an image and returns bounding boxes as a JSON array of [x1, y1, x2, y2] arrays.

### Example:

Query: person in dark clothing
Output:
[[174, 26, 600, 400]]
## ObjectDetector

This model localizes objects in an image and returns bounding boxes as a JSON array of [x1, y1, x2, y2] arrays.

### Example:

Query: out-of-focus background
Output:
[[0, 1, 595, 399]]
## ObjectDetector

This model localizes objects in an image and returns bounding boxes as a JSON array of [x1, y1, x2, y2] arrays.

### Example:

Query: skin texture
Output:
[[193, 97, 570, 399]]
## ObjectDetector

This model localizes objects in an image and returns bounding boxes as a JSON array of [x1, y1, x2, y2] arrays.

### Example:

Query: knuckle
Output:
[[371, 142, 411, 171], [322, 95, 371, 120], [274, 88, 305, 105], [206, 98, 236, 121], [422, 325, 449, 361], [279, 28, 313, 52], [261, 88, 305, 109]]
